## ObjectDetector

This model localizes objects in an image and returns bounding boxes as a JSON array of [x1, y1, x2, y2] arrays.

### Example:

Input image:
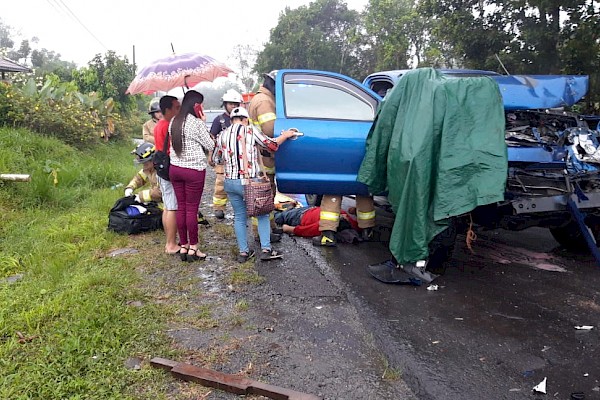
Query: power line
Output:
[[51, 0, 108, 51]]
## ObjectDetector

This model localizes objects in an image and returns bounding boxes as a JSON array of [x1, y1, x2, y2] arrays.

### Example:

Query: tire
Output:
[[549, 221, 599, 251], [426, 220, 457, 275], [305, 194, 323, 207]]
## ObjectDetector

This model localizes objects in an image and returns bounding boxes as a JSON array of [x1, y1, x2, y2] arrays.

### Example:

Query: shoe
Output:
[[312, 230, 336, 247], [186, 248, 207, 262], [237, 249, 256, 263], [260, 249, 283, 261], [360, 227, 375, 242], [367, 259, 421, 285], [272, 226, 284, 235], [197, 211, 210, 226], [214, 210, 225, 220], [179, 246, 189, 262]]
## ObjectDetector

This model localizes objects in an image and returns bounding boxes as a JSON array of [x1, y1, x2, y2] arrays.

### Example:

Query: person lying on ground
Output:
[[275, 206, 359, 238]]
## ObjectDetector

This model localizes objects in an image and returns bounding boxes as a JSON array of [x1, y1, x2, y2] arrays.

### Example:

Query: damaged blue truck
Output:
[[270, 68, 599, 273]]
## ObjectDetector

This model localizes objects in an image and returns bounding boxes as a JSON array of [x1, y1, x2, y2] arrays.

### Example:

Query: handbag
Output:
[[240, 130, 274, 217], [153, 131, 171, 181]]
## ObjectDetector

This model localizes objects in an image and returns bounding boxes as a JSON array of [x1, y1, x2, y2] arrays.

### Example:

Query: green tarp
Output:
[[357, 68, 507, 264]]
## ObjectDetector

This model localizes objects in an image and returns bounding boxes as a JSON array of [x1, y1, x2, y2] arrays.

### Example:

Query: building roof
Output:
[[0, 57, 31, 73]]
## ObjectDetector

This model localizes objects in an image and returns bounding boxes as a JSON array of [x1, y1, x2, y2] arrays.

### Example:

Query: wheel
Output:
[[305, 194, 323, 207], [426, 220, 457, 275], [549, 221, 600, 251]]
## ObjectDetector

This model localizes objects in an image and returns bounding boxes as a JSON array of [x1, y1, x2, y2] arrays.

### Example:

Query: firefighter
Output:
[[124, 142, 162, 204], [312, 195, 376, 246], [142, 99, 162, 144], [248, 71, 282, 241], [248, 71, 278, 194], [210, 89, 243, 219]]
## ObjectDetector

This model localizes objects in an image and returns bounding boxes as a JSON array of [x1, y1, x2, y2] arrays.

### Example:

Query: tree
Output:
[[72, 51, 136, 113], [0, 18, 14, 50], [255, 0, 365, 79], [228, 44, 258, 92], [30, 48, 77, 81], [362, 0, 412, 70]]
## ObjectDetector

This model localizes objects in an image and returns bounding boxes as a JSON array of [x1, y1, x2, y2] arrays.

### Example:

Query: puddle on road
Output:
[[469, 240, 568, 272]]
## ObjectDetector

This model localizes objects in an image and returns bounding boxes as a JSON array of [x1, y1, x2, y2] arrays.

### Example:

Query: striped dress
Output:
[[216, 123, 279, 180]]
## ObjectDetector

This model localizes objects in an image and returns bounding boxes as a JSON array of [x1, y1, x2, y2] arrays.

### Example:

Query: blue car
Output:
[[272, 68, 599, 254]]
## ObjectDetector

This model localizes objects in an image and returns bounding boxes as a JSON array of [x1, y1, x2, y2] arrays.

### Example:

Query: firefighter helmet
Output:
[[222, 89, 243, 103], [263, 70, 278, 81], [132, 142, 156, 164], [148, 99, 161, 115]]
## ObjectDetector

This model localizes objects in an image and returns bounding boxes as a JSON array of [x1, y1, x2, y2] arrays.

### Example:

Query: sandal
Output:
[[237, 250, 256, 263], [166, 246, 182, 255], [179, 246, 189, 262], [186, 248, 207, 262], [260, 249, 283, 261]]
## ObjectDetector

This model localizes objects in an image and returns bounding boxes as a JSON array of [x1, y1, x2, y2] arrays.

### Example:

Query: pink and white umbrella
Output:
[[126, 52, 233, 95]]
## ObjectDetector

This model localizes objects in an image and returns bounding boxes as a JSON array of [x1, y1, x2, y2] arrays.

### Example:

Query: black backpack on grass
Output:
[[107, 196, 163, 235]]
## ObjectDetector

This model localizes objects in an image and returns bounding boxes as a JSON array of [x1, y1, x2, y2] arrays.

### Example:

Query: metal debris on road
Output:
[[574, 325, 594, 330], [532, 377, 547, 394], [426, 284, 439, 291], [150, 357, 321, 400]]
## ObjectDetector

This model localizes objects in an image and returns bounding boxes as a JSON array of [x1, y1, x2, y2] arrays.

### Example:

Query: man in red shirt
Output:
[[275, 206, 359, 238], [154, 95, 180, 254]]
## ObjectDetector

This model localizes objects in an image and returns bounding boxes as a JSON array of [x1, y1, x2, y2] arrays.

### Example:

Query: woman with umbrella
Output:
[[169, 90, 214, 262]]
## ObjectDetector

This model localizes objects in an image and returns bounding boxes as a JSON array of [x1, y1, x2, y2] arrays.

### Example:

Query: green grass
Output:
[[0, 128, 176, 399]]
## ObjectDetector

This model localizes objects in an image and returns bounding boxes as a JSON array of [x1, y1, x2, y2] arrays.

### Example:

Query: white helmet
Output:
[[230, 107, 249, 119], [222, 89, 242, 103]]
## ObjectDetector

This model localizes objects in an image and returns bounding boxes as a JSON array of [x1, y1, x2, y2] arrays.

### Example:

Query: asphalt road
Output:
[[314, 202, 600, 399]]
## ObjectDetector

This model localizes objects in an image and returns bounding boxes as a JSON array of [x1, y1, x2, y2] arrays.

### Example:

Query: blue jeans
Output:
[[224, 178, 271, 253]]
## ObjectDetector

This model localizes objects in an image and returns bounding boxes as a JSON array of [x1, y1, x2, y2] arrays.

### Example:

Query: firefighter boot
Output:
[[312, 230, 337, 247], [360, 227, 375, 242]]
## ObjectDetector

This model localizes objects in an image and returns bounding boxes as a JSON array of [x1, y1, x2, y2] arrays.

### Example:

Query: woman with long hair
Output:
[[168, 90, 214, 262]]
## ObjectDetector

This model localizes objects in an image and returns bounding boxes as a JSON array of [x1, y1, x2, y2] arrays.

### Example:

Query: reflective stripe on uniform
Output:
[[263, 166, 275, 174], [213, 197, 227, 206], [137, 171, 147, 180], [140, 190, 152, 203], [320, 211, 340, 221], [357, 210, 376, 221], [257, 112, 276, 125]]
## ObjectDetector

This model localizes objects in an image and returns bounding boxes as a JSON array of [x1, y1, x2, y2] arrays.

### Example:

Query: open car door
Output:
[[273, 70, 380, 196]]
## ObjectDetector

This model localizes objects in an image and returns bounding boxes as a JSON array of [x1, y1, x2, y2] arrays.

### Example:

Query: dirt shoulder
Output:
[[127, 169, 416, 400]]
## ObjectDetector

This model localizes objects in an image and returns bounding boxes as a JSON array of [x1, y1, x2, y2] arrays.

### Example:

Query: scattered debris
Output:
[[509, 388, 521, 392], [454, 317, 464, 321], [432, 340, 441, 345], [2, 274, 24, 284], [533, 377, 547, 394], [574, 325, 594, 330], [426, 284, 439, 291], [124, 357, 143, 370], [150, 357, 321, 400], [541, 346, 551, 352], [108, 248, 139, 257], [16, 331, 38, 344]]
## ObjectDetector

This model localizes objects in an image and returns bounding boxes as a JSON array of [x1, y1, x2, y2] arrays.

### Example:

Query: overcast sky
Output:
[[3, 0, 369, 73]]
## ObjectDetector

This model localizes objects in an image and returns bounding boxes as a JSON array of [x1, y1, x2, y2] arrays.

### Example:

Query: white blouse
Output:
[[168, 114, 214, 172]]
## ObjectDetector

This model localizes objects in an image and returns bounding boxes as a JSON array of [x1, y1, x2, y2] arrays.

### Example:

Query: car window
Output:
[[283, 73, 377, 121], [204, 111, 222, 126]]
